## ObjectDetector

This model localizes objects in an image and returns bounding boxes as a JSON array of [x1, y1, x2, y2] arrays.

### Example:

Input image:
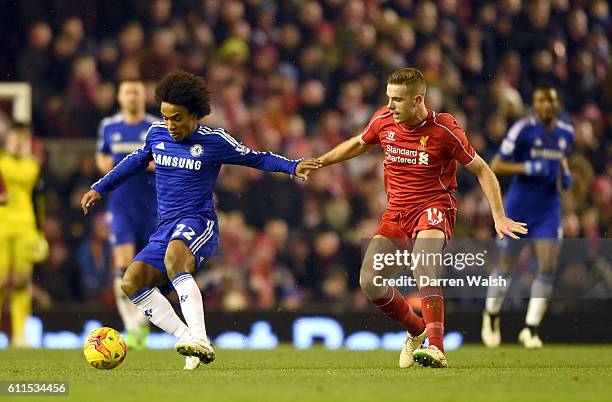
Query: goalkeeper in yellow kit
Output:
[[0, 123, 48, 347]]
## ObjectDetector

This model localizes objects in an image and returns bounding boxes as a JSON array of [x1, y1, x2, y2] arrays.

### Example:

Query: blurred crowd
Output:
[[0, 0, 609, 311]]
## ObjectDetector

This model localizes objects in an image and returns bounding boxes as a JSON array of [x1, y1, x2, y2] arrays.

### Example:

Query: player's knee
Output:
[[121, 273, 142, 297], [359, 267, 382, 300], [164, 253, 180, 278], [536, 254, 557, 274], [164, 252, 193, 279], [11, 273, 31, 290], [121, 278, 134, 297]]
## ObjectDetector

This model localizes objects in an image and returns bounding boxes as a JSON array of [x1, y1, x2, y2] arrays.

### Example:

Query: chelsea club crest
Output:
[[190, 144, 204, 157]]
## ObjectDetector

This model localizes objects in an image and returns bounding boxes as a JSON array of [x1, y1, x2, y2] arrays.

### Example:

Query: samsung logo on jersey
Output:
[[529, 148, 564, 160], [152, 153, 202, 170], [111, 142, 145, 154]]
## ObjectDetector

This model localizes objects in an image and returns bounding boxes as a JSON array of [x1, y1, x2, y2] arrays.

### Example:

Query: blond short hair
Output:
[[387, 68, 426, 94]]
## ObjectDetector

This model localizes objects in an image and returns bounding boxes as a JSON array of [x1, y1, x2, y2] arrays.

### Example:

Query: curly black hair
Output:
[[154, 71, 211, 118]]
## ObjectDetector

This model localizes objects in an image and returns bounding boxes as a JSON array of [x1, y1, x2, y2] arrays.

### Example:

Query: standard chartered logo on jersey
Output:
[[418, 152, 429, 165], [385, 144, 429, 165]]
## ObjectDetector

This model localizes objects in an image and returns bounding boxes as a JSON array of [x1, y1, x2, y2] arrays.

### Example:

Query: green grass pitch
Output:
[[1, 345, 611, 402]]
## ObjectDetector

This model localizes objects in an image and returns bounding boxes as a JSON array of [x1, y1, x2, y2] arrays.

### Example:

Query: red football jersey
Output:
[[360, 107, 476, 212]]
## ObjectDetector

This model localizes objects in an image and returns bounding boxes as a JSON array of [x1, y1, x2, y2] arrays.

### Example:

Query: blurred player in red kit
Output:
[[317, 68, 527, 367]]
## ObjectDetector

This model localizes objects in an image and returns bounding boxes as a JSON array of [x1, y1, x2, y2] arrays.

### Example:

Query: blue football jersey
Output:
[[97, 113, 158, 213], [497, 115, 574, 218], [92, 122, 301, 222]]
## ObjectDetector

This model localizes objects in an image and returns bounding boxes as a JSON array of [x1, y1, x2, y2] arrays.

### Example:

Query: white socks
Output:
[[485, 269, 553, 327], [171, 272, 208, 341], [129, 287, 190, 341], [485, 270, 512, 315], [525, 272, 554, 326], [128, 273, 209, 343], [114, 276, 148, 332], [525, 298, 548, 326]]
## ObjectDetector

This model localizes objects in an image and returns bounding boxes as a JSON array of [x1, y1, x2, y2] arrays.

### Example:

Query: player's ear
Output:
[[414, 94, 422, 106]]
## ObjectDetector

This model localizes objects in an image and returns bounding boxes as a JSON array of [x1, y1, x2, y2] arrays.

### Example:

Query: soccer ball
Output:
[[83, 327, 127, 369]]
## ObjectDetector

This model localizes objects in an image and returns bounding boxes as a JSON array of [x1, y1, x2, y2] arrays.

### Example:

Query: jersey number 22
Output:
[[173, 224, 195, 240]]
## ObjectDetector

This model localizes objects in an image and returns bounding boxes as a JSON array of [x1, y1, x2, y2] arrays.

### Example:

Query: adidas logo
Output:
[[155, 142, 165, 150]]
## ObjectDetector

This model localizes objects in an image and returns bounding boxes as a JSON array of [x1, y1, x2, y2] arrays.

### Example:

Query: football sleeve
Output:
[[497, 120, 525, 161], [212, 129, 300, 175], [360, 110, 386, 144], [91, 130, 154, 195], [96, 120, 111, 154], [438, 114, 475, 165]]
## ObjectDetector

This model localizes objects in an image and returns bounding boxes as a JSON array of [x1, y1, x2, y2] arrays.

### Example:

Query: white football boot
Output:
[[413, 345, 448, 368], [175, 337, 215, 364], [481, 310, 501, 348], [399, 329, 427, 368], [518, 327, 543, 349], [184, 356, 201, 370]]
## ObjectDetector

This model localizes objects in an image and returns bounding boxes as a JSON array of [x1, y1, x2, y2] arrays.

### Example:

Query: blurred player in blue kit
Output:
[[96, 79, 158, 350], [482, 84, 574, 348], [82, 71, 320, 369]]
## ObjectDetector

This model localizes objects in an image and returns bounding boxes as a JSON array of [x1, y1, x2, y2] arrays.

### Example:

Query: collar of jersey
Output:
[[398, 110, 432, 132]]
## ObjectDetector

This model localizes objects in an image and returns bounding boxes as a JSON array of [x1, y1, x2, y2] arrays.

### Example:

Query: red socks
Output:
[[372, 287, 425, 336], [420, 286, 445, 353]]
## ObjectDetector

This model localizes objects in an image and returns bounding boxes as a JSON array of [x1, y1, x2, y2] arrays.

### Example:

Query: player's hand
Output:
[[33, 231, 49, 263], [293, 158, 323, 181], [561, 171, 573, 190], [494, 216, 528, 240], [81, 189, 102, 215], [523, 159, 550, 177]]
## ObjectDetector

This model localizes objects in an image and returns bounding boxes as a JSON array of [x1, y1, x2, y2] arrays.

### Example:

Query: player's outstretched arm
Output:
[[317, 135, 375, 167], [467, 154, 528, 240], [213, 131, 321, 179], [490, 154, 550, 177], [87, 144, 153, 214]]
